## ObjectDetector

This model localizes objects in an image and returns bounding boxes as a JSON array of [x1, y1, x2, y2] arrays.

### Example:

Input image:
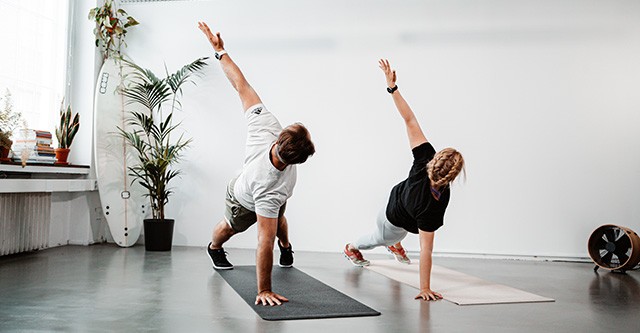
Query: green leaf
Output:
[[127, 17, 139, 26]]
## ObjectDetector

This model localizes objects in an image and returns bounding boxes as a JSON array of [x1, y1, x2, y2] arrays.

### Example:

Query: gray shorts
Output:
[[224, 176, 286, 233]]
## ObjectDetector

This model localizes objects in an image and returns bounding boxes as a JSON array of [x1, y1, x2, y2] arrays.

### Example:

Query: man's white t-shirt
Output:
[[233, 103, 297, 218]]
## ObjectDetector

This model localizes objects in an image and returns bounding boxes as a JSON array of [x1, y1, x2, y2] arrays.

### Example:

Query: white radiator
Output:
[[0, 193, 51, 256]]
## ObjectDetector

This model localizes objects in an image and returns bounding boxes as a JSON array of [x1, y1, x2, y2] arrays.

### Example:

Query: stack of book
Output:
[[11, 129, 56, 164]]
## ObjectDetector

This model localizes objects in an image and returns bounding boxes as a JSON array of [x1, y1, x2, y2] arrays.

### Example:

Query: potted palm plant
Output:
[[55, 99, 80, 165], [119, 57, 207, 251]]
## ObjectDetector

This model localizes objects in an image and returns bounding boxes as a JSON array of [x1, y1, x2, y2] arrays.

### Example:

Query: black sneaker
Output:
[[207, 243, 233, 270], [278, 241, 294, 268]]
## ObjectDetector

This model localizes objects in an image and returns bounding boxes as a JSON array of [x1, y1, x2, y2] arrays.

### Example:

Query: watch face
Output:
[[215, 53, 221, 60]]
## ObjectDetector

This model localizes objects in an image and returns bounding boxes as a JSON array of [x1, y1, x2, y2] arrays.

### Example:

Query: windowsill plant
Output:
[[54, 99, 80, 165], [0, 89, 27, 162]]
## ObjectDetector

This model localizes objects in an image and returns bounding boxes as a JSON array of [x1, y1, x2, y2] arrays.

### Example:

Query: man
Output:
[[198, 22, 315, 306]]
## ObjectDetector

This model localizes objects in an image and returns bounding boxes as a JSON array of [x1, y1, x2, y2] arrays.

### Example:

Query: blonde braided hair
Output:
[[427, 148, 465, 188]]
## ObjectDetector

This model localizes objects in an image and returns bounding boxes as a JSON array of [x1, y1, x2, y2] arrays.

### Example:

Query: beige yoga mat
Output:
[[367, 260, 555, 305]]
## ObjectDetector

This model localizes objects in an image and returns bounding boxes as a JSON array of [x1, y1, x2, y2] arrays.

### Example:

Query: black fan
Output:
[[588, 224, 640, 273]]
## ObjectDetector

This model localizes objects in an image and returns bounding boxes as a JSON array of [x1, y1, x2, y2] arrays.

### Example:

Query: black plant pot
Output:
[[144, 219, 175, 251]]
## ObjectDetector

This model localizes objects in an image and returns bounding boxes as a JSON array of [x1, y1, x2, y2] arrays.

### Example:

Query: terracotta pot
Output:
[[0, 145, 11, 162], [54, 148, 70, 165]]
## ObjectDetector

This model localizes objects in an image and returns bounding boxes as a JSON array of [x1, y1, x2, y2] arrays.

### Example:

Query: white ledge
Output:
[[0, 164, 90, 175], [0, 179, 98, 193], [0, 164, 95, 193]]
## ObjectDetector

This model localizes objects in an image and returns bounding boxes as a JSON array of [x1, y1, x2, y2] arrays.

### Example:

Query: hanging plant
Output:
[[88, 0, 139, 59]]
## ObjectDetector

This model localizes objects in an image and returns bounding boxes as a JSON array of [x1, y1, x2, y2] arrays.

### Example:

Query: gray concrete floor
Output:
[[0, 244, 638, 332]]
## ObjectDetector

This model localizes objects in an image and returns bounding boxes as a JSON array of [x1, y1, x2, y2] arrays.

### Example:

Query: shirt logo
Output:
[[252, 107, 263, 115]]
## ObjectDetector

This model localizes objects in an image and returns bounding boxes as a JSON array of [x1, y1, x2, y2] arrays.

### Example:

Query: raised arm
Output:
[[379, 59, 427, 149], [198, 22, 261, 111]]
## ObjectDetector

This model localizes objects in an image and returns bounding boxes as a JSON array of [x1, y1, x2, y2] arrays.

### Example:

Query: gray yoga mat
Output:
[[217, 266, 380, 321]]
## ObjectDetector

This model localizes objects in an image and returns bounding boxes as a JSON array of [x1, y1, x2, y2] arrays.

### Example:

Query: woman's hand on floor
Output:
[[415, 289, 443, 301]]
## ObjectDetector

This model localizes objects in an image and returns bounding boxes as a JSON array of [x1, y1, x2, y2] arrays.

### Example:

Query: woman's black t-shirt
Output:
[[385, 142, 450, 234]]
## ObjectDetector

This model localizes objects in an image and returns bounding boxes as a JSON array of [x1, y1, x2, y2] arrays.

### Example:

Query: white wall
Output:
[[86, 0, 640, 257], [50, 191, 107, 247], [68, 0, 101, 168]]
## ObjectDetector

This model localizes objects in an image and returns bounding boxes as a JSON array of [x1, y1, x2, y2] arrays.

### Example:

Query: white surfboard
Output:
[[94, 58, 147, 247]]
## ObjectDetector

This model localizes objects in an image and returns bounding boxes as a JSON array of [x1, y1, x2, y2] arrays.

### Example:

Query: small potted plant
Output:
[[88, 0, 139, 60], [0, 128, 11, 162], [55, 99, 80, 165], [0, 89, 27, 162], [118, 57, 207, 251]]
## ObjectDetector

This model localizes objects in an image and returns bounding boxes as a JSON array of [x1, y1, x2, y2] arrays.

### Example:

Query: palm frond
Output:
[[167, 57, 209, 95]]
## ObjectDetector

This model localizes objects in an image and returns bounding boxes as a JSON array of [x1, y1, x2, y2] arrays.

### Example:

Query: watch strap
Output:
[[215, 50, 227, 60]]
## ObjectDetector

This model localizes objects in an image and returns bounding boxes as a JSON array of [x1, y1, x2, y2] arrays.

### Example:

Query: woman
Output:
[[344, 59, 465, 301]]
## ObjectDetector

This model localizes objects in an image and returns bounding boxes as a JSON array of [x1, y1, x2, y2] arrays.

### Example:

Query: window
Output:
[[0, 0, 70, 138]]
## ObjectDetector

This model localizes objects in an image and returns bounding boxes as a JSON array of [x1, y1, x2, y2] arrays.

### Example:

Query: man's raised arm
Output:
[[198, 21, 261, 111]]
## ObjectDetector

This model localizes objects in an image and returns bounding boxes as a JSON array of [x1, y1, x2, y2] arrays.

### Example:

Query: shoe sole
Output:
[[279, 263, 293, 268], [387, 248, 411, 264], [392, 254, 411, 264], [206, 247, 234, 270], [213, 264, 234, 270], [343, 253, 370, 267]]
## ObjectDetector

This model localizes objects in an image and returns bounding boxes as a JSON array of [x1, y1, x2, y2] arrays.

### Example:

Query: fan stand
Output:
[[593, 265, 628, 274]]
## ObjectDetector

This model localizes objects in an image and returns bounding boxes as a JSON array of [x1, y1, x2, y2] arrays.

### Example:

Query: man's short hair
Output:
[[276, 123, 315, 164]]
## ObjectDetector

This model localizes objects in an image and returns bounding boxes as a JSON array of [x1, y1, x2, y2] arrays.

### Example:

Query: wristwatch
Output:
[[214, 50, 227, 60], [387, 85, 398, 94]]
